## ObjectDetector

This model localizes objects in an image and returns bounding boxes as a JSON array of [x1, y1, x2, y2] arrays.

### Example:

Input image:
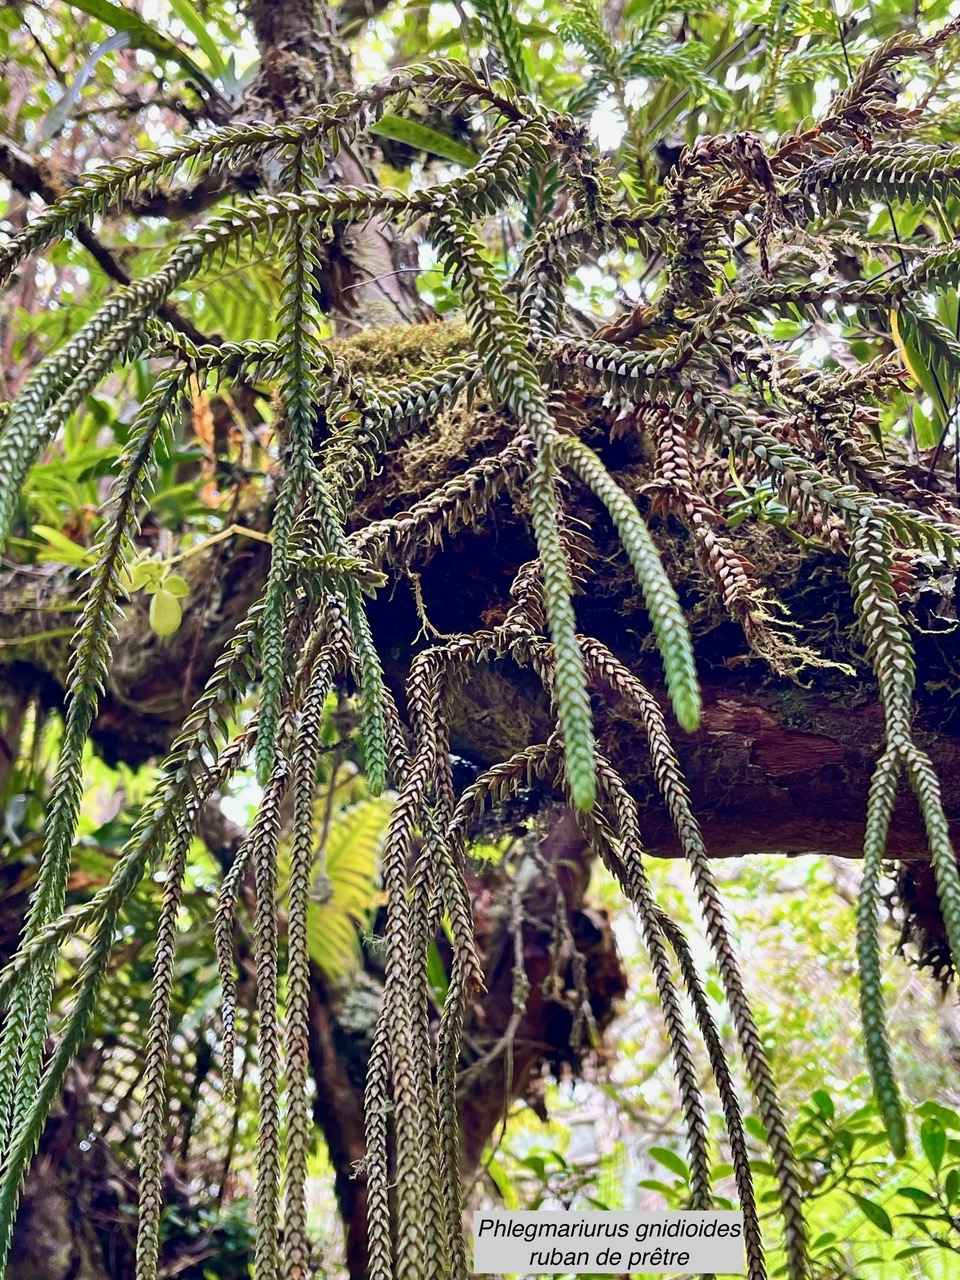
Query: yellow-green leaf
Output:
[[149, 588, 183, 637]]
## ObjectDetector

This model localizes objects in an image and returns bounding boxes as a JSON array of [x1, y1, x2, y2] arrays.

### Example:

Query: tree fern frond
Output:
[[306, 793, 391, 979]]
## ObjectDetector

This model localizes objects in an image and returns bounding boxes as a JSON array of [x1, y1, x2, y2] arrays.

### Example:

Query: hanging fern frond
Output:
[[798, 144, 960, 216], [580, 637, 807, 1279], [0, 371, 181, 1154], [429, 205, 597, 809], [255, 160, 334, 785], [586, 756, 712, 1210], [849, 511, 960, 1154], [556, 435, 700, 731]]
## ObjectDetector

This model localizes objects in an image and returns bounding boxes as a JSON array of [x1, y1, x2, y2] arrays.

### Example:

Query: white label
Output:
[[472, 1210, 746, 1274]]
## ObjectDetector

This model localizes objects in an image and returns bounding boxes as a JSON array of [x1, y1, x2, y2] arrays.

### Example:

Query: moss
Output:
[[330, 318, 471, 383]]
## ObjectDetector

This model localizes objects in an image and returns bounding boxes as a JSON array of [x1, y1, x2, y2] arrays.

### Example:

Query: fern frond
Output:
[[353, 434, 532, 569], [134, 819, 195, 1280], [903, 751, 960, 986], [343, 585, 388, 795], [849, 513, 916, 1155], [586, 757, 712, 1210], [471, 0, 530, 92], [520, 212, 591, 340], [580, 638, 808, 1280], [0, 371, 179, 1160], [557, 436, 700, 732], [798, 144, 960, 217], [324, 355, 482, 505], [0, 621, 260, 1268], [430, 206, 596, 808], [248, 761, 288, 1280], [368, 764, 430, 1277], [255, 176, 334, 784], [857, 750, 906, 1156], [826, 20, 960, 128], [658, 914, 766, 1280], [0, 314, 150, 547], [558, 0, 655, 194]]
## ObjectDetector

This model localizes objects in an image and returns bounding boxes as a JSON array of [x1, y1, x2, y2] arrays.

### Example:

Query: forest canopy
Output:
[[2, 0, 960, 1278]]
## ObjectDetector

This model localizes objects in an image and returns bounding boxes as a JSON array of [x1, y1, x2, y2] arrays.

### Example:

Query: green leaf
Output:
[[370, 115, 479, 167], [744, 1116, 768, 1141], [946, 1168, 960, 1205], [66, 0, 218, 95], [894, 305, 960, 437], [849, 1192, 893, 1236], [486, 1158, 518, 1208], [918, 1101, 960, 1130], [920, 1117, 947, 1174], [648, 1147, 689, 1180], [811, 1089, 835, 1120], [893, 1245, 932, 1261], [160, 573, 190, 599], [168, 0, 228, 77], [426, 941, 449, 1004], [29, 525, 94, 567], [897, 1186, 938, 1207]]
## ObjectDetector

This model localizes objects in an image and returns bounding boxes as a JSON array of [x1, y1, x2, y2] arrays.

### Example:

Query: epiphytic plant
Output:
[[3, 8, 960, 1280]]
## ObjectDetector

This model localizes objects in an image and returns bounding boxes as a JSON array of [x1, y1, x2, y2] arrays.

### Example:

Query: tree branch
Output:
[[0, 134, 214, 346]]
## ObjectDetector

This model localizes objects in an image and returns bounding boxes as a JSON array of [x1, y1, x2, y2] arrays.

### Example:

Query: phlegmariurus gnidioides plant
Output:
[[3, 17, 960, 1280]]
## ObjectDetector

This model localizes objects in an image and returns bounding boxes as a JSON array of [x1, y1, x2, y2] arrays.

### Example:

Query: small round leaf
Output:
[[161, 573, 190, 598], [149, 588, 183, 637]]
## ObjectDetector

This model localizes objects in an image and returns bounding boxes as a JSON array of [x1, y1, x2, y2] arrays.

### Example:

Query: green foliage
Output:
[[487, 856, 960, 1278], [301, 789, 390, 980]]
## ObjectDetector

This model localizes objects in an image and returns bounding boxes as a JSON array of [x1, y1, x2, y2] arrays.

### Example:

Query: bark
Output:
[[3, 437, 956, 856], [244, 0, 430, 330]]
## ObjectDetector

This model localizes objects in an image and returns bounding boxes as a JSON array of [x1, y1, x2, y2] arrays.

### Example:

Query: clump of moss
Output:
[[332, 318, 470, 383]]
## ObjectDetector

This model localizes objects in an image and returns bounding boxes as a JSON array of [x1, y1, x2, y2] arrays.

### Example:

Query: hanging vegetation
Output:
[[2, 1, 960, 1279]]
